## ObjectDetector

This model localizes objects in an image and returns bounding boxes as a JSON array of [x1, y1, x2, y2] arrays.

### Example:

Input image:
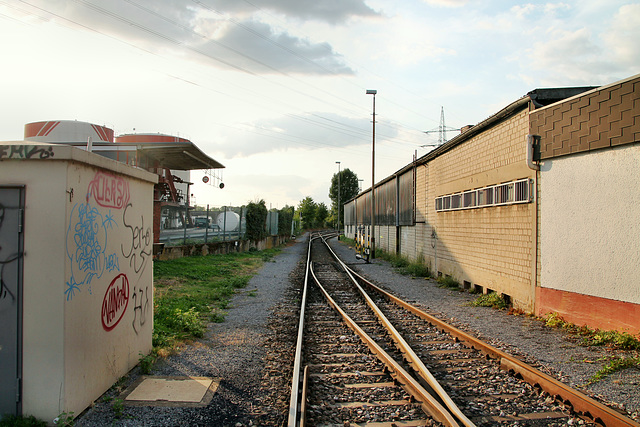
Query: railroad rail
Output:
[[288, 232, 640, 427]]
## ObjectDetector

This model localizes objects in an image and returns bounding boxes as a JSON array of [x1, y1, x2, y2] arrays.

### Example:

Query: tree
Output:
[[329, 168, 359, 228], [245, 199, 268, 240], [298, 196, 317, 229], [278, 205, 295, 236], [316, 202, 329, 228]]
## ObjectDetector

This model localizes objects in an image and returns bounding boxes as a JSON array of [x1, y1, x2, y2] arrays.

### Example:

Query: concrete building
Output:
[[0, 121, 225, 421], [530, 74, 640, 333], [344, 74, 639, 334], [0, 142, 156, 421]]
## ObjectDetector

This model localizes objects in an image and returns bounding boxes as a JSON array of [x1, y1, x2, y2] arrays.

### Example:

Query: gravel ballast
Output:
[[76, 235, 639, 425]]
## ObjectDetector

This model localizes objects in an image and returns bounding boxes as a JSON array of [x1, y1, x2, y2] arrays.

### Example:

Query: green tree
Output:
[[278, 205, 295, 236], [329, 168, 359, 228], [316, 202, 329, 228], [245, 199, 268, 240], [298, 196, 317, 229]]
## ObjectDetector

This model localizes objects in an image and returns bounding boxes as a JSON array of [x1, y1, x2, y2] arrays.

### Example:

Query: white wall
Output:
[[540, 144, 640, 304], [0, 142, 156, 422]]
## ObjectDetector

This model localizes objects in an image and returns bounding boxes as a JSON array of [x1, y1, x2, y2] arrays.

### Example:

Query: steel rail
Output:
[[287, 233, 321, 427], [309, 262, 460, 426], [345, 263, 640, 427], [320, 236, 475, 427]]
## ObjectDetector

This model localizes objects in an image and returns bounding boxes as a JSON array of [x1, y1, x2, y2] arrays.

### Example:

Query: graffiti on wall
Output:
[[88, 172, 130, 209], [0, 203, 21, 303], [131, 285, 150, 334], [121, 203, 152, 275], [101, 273, 129, 331], [65, 202, 110, 300], [0, 145, 54, 160], [65, 171, 151, 334]]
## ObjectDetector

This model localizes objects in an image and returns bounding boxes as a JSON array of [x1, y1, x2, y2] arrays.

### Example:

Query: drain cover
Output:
[[122, 376, 219, 407]]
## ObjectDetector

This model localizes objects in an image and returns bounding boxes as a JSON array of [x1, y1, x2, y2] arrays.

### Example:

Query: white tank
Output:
[[216, 211, 239, 232], [24, 120, 114, 143]]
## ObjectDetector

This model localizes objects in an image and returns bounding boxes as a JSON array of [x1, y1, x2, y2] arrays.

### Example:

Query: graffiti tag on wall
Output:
[[101, 273, 130, 331], [131, 285, 150, 334], [0, 203, 21, 303], [0, 145, 54, 159], [88, 172, 130, 209], [65, 203, 109, 300], [65, 170, 151, 334], [121, 203, 152, 275]]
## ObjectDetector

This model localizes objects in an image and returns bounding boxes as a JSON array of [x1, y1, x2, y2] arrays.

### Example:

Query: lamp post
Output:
[[336, 161, 341, 234], [366, 89, 376, 259]]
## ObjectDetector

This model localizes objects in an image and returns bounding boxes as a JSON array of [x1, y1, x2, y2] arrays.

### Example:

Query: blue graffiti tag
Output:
[[66, 202, 112, 300]]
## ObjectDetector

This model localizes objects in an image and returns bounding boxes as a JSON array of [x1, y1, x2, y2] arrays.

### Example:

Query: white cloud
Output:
[[420, 0, 468, 7], [202, 0, 380, 24], [603, 3, 640, 67]]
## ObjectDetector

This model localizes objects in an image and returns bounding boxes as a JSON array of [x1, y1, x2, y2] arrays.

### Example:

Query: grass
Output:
[[436, 275, 460, 289], [153, 248, 280, 354], [0, 415, 46, 427], [376, 249, 431, 278]]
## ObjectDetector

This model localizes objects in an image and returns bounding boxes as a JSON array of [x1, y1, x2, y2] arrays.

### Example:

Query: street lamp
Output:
[[336, 161, 341, 234], [366, 89, 376, 259]]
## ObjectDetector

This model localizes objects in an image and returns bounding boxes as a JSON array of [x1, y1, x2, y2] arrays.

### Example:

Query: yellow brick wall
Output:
[[415, 109, 536, 310]]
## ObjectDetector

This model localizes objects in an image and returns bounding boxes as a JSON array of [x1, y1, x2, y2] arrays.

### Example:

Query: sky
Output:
[[1, 0, 638, 210]]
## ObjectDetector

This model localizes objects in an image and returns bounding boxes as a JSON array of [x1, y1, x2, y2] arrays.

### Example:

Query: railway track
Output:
[[287, 232, 640, 427]]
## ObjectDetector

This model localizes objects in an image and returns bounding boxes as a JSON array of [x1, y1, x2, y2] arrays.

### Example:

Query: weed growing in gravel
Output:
[[469, 292, 509, 309], [542, 312, 640, 351], [436, 275, 460, 289], [589, 356, 640, 384], [111, 398, 125, 419], [153, 248, 280, 352], [53, 411, 74, 426], [138, 351, 157, 375], [376, 249, 431, 278]]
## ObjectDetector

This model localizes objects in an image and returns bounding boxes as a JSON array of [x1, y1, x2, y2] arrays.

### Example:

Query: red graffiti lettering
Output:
[[88, 172, 130, 209], [101, 273, 130, 331]]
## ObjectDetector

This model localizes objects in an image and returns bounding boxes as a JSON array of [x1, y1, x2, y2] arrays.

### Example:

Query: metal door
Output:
[[0, 187, 24, 417]]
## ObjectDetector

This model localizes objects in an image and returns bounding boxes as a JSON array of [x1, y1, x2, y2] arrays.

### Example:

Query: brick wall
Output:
[[531, 75, 640, 159], [417, 109, 537, 309]]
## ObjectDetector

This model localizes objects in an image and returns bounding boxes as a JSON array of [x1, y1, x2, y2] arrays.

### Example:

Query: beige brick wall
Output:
[[416, 109, 536, 310]]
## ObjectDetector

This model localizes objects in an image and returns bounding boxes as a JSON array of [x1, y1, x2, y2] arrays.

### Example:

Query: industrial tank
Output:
[[216, 211, 239, 232]]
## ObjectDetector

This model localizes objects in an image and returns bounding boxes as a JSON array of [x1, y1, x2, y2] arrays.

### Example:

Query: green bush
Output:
[[469, 292, 509, 309]]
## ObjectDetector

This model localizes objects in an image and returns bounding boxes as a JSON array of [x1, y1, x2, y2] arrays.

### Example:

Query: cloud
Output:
[[195, 19, 354, 74], [211, 112, 373, 158], [603, 3, 640, 67], [420, 0, 468, 7], [202, 0, 379, 24], [18, 0, 355, 75]]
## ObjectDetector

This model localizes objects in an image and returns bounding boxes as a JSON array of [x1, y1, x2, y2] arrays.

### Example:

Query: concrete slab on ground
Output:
[[122, 376, 219, 407]]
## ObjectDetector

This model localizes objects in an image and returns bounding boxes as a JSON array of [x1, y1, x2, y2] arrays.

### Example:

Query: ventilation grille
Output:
[[436, 178, 533, 212]]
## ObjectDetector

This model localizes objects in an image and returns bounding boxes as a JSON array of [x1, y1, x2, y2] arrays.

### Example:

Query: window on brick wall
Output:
[[435, 178, 532, 212]]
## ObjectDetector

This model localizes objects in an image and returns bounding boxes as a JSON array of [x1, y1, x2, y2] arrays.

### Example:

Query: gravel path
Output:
[[76, 234, 639, 425]]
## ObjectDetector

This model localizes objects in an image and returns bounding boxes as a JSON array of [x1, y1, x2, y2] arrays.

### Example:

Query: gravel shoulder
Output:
[[76, 234, 638, 425]]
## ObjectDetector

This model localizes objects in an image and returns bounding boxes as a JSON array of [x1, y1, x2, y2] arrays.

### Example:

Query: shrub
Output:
[[469, 292, 509, 309]]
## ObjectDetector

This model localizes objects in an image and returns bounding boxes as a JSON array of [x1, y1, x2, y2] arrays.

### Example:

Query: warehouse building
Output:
[[344, 74, 639, 334]]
